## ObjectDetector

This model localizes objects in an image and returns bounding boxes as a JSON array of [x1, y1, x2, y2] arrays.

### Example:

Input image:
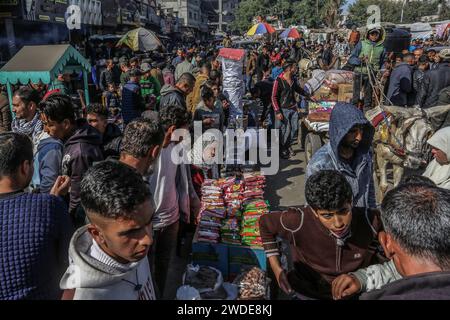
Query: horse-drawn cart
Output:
[[301, 70, 355, 164]]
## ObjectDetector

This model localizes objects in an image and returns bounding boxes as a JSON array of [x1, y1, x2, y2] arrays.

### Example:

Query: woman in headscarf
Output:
[[423, 127, 450, 189]]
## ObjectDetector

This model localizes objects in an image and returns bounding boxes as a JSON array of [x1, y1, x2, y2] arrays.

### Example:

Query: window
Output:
[[189, 11, 192, 19]]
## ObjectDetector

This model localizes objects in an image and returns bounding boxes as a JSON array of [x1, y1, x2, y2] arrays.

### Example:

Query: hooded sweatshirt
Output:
[[32, 133, 63, 193], [348, 28, 386, 73], [423, 127, 450, 189], [62, 119, 104, 218], [306, 103, 376, 208], [60, 226, 155, 300], [159, 84, 187, 111]]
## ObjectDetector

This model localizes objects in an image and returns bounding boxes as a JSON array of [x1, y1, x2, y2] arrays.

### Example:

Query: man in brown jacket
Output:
[[0, 86, 12, 133], [187, 62, 211, 114], [260, 170, 384, 299]]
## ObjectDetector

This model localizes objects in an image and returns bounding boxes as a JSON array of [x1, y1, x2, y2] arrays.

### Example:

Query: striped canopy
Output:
[[247, 23, 276, 36]]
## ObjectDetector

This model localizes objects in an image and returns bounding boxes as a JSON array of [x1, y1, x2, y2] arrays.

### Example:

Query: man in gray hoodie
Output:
[[60, 161, 156, 300], [306, 103, 376, 209]]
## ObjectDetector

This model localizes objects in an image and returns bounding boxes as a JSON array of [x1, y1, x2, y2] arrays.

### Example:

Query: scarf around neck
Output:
[[11, 112, 43, 140]]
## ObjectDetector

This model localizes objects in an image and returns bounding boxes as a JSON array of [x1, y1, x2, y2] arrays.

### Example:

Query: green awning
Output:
[[0, 44, 91, 85]]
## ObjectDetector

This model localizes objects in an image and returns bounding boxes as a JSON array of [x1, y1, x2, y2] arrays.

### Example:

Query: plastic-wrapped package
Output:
[[219, 49, 245, 119], [232, 267, 268, 300], [324, 70, 354, 86], [183, 265, 228, 300]]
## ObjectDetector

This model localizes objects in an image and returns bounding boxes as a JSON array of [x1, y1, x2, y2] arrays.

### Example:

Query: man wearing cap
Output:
[[140, 62, 161, 110], [121, 69, 145, 125], [348, 25, 386, 110], [417, 48, 450, 111]]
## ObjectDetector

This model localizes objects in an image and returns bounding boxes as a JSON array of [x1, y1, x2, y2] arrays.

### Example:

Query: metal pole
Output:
[[400, 0, 408, 23], [83, 71, 90, 106], [6, 80, 14, 119], [219, 0, 223, 32]]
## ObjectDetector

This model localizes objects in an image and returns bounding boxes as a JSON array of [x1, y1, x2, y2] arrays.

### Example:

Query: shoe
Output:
[[289, 147, 296, 157]]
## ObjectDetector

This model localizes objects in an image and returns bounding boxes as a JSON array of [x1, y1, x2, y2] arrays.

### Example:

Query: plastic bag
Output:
[[183, 265, 228, 300]]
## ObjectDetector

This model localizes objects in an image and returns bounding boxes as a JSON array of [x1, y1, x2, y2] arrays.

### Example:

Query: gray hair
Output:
[[381, 184, 450, 270]]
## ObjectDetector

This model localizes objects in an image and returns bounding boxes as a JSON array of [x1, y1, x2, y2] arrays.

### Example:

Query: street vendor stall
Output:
[[0, 44, 91, 114]]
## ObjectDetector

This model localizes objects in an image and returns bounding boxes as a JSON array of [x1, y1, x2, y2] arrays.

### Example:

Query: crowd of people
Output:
[[1, 24, 450, 301]]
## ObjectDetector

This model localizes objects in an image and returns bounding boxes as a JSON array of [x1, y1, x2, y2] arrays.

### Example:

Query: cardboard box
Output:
[[192, 232, 229, 279], [313, 86, 338, 101], [228, 244, 267, 280], [338, 84, 353, 103]]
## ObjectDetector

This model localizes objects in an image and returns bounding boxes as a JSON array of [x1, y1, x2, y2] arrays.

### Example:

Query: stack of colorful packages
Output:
[[241, 173, 269, 247], [221, 177, 243, 245], [198, 179, 226, 243]]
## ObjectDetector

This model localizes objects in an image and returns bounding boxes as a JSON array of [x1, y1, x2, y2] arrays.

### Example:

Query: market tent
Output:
[[0, 44, 92, 111], [116, 27, 163, 52], [410, 22, 433, 40]]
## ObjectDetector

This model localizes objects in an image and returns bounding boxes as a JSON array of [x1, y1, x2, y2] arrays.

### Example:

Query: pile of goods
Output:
[[198, 179, 226, 243], [182, 264, 228, 300], [233, 267, 268, 300], [198, 172, 269, 246], [308, 70, 354, 123]]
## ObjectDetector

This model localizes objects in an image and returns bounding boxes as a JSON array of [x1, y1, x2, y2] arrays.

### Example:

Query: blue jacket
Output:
[[387, 62, 413, 106], [121, 81, 144, 124], [0, 192, 72, 299], [32, 136, 63, 193], [306, 103, 376, 208]]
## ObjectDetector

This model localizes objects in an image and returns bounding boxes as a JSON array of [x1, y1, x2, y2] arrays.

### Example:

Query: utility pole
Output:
[[219, 0, 223, 32]]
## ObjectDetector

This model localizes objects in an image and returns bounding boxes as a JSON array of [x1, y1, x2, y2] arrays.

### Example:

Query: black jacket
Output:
[[102, 123, 122, 159], [62, 119, 104, 219], [159, 85, 186, 111], [417, 63, 450, 108], [256, 54, 270, 74], [360, 271, 450, 300], [99, 69, 114, 92], [271, 73, 309, 114]]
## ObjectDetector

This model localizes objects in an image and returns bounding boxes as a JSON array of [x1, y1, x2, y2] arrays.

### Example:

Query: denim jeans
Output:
[[274, 108, 299, 153], [245, 74, 253, 92], [149, 220, 180, 298]]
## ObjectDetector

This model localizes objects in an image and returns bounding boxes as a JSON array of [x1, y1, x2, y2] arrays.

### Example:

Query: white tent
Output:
[[410, 22, 433, 40]]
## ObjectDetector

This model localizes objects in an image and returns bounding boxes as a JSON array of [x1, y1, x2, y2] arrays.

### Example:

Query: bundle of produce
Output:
[[221, 218, 241, 245], [232, 267, 268, 300]]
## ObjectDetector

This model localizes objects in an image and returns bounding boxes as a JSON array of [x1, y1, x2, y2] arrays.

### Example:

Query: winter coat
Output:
[[271, 72, 310, 114], [187, 74, 209, 114], [62, 119, 104, 219], [360, 272, 450, 300], [417, 63, 450, 109], [175, 60, 194, 82], [121, 80, 144, 125], [159, 84, 187, 111], [60, 226, 155, 300], [102, 123, 122, 159], [423, 127, 450, 189], [99, 69, 114, 91], [260, 206, 384, 299], [349, 28, 386, 73], [0, 192, 72, 300], [387, 62, 413, 106], [306, 103, 376, 208], [32, 134, 63, 193]]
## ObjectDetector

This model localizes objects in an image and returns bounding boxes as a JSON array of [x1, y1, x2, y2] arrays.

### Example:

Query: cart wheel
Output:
[[304, 133, 323, 165]]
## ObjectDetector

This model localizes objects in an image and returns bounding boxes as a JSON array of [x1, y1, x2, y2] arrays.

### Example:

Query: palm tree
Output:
[[321, 0, 342, 28]]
